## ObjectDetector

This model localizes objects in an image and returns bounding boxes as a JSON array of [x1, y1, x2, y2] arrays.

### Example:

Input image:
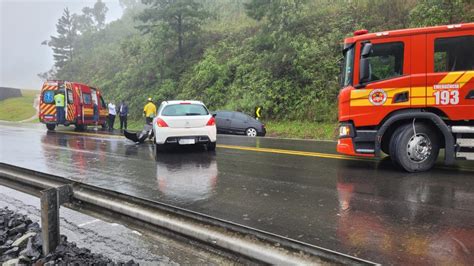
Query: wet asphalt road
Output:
[[1, 122, 474, 265]]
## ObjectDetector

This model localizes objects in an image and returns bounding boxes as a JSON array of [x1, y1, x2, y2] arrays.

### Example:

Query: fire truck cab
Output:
[[39, 80, 108, 131], [337, 23, 474, 172]]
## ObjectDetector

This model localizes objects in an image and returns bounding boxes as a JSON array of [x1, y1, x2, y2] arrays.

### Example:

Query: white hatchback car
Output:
[[153, 100, 217, 152]]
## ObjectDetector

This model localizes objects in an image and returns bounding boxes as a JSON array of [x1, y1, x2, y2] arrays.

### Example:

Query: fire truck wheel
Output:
[[390, 123, 440, 172], [46, 124, 56, 131], [388, 125, 407, 167]]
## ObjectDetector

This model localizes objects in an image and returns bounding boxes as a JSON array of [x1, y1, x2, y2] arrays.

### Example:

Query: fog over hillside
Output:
[[0, 0, 123, 90]]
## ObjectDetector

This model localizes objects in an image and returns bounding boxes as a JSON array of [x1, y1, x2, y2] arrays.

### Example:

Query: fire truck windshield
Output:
[[341, 45, 354, 87]]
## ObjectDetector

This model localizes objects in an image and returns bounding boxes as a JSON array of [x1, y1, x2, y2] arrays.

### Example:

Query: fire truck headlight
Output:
[[339, 125, 351, 137]]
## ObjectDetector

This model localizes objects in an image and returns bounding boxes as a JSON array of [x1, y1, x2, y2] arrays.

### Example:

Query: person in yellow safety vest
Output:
[[54, 90, 65, 124], [143, 97, 157, 124]]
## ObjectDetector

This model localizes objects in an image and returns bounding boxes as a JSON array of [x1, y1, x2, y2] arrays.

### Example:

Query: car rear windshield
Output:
[[161, 104, 209, 116]]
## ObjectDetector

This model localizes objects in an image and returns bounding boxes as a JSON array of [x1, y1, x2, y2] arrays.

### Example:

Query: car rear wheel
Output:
[[245, 127, 257, 137], [156, 144, 166, 155], [389, 123, 440, 172], [207, 141, 216, 151], [46, 124, 56, 131]]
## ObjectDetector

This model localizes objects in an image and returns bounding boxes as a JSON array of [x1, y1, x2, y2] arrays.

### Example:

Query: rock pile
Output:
[[0, 207, 137, 265]]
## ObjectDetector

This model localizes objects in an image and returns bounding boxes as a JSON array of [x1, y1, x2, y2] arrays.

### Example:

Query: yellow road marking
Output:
[[217, 144, 371, 161], [56, 130, 368, 161], [49, 130, 474, 170]]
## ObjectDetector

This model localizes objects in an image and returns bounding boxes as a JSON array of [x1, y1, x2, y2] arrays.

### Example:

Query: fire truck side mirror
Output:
[[358, 42, 373, 86], [361, 43, 372, 57], [359, 58, 370, 85]]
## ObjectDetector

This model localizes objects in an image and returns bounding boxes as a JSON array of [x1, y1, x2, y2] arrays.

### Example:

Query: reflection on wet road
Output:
[[1, 122, 473, 265]]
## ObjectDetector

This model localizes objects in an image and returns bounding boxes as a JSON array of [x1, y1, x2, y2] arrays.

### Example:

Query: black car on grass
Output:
[[213, 111, 266, 137]]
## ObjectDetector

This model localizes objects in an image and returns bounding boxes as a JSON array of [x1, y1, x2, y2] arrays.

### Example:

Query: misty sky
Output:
[[0, 0, 123, 90]]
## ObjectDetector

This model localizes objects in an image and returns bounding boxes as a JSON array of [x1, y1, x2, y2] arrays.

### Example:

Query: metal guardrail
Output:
[[0, 163, 378, 265]]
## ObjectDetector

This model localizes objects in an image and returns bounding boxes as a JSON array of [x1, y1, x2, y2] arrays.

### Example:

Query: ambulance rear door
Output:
[[40, 82, 58, 123], [65, 82, 75, 123], [79, 85, 94, 123]]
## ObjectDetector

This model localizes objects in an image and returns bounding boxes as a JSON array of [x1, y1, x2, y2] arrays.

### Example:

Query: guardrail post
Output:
[[40, 185, 72, 255]]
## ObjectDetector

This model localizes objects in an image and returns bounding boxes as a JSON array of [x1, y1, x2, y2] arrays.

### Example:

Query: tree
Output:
[[75, 0, 109, 33], [119, 0, 141, 10], [244, 0, 272, 21], [244, 0, 306, 25], [49, 8, 77, 69], [409, 0, 472, 27], [37, 68, 57, 81], [139, 0, 207, 58], [89, 0, 109, 30]]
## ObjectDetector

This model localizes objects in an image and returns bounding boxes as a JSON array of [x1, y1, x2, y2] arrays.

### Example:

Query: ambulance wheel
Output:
[[46, 124, 56, 131], [75, 124, 86, 131], [389, 123, 440, 172]]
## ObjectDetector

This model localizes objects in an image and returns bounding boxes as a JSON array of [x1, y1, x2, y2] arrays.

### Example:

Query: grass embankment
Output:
[[265, 121, 338, 140], [0, 90, 38, 121], [125, 119, 146, 131], [123, 118, 338, 141]]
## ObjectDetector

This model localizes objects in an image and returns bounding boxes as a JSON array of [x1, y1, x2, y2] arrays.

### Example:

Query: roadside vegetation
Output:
[[265, 121, 337, 140], [0, 90, 37, 122], [38, 0, 473, 139], [124, 119, 336, 140]]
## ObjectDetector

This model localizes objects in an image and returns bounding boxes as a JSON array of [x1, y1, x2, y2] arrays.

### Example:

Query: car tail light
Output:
[[206, 117, 215, 126], [157, 118, 168, 127]]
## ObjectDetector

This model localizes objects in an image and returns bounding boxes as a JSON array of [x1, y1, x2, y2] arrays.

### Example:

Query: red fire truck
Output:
[[39, 80, 108, 131], [337, 23, 474, 172]]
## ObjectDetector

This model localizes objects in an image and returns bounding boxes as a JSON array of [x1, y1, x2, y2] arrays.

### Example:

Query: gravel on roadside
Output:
[[0, 207, 138, 265]]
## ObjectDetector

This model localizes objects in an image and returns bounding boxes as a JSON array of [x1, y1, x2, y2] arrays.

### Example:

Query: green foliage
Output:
[[49, 8, 77, 68], [44, 0, 473, 128], [138, 0, 208, 58], [74, 0, 109, 33], [265, 120, 338, 140], [409, 0, 473, 27]]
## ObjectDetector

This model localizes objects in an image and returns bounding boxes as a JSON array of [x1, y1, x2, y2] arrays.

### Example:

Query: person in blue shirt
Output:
[[93, 100, 99, 128]]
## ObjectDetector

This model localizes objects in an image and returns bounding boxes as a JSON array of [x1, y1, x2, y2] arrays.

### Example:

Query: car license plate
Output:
[[179, 138, 195, 145]]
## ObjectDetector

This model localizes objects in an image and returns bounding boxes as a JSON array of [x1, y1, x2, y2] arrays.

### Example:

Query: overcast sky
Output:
[[0, 0, 123, 90]]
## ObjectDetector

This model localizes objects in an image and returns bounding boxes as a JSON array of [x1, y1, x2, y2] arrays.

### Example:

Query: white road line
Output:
[[132, 230, 142, 236], [78, 219, 100, 227]]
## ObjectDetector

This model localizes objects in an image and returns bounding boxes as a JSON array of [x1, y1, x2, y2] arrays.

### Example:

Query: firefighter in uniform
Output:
[[143, 97, 157, 124], [54, 90, 65, 124]]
